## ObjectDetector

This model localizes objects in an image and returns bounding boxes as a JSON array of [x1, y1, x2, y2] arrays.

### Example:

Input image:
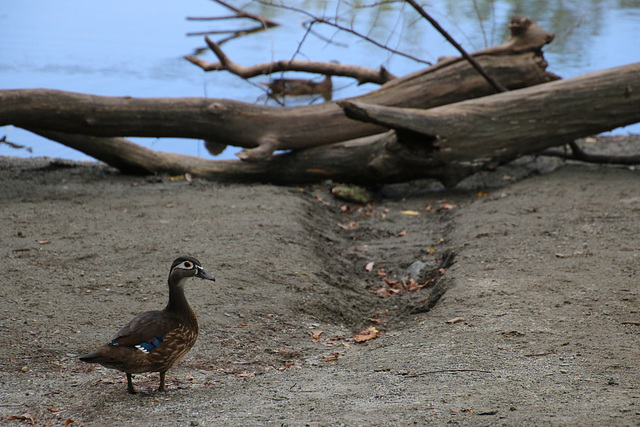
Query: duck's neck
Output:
[[165, 280, 197, 325]]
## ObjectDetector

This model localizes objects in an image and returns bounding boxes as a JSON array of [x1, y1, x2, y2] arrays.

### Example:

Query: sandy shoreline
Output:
[[1, 154, 639, 425]]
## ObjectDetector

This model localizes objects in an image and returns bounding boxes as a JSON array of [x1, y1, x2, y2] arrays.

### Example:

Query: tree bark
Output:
[[338, 62, 640, 185], [0, 16, 556, 162], [28, 62, 640, 186], [34, 62, 639, 186]]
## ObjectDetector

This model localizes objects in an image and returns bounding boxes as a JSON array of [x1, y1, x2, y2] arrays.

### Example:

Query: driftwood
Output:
[[185, 37, 396, 85], [24, 62, 640, 187], [0, 17, 556, 164]]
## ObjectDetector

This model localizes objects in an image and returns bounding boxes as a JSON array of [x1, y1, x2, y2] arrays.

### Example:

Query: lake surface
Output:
[[1, 0, 639, 161]]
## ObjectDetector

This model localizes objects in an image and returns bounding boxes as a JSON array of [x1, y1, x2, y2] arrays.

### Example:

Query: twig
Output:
[[254, 0, 431, 66], [210, 0, 280, 28], [541, 141, 640, 165], [187, 0, 280, 42], [398, 369, 492, 378], [403, 0, 507, 92]]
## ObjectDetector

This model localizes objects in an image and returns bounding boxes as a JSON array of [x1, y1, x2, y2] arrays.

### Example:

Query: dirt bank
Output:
[[1, 148, 639, 425]]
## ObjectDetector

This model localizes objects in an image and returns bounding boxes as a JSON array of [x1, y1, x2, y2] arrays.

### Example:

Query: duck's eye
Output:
[[183, 261, 193, 269]]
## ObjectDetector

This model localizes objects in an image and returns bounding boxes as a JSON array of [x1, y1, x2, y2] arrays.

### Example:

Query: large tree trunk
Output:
[[0, 18, 555, 162], [26, 63, 640, 187]]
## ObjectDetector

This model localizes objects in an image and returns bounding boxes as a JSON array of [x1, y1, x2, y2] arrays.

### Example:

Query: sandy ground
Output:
[[1, 142, 639, 425]]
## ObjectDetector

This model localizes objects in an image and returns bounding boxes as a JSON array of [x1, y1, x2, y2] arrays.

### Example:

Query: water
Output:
[[1, 0, 639, 161]]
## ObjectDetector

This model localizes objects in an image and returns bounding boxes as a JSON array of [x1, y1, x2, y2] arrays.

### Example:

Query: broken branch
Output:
[[185, 36, 396, 85]]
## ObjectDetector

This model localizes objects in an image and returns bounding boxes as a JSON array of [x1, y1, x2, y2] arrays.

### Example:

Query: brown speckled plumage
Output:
[[79, 256, 215, 394]]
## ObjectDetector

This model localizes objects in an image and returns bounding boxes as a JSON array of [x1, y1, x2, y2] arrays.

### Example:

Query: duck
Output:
[[79, 256, 215, 394]]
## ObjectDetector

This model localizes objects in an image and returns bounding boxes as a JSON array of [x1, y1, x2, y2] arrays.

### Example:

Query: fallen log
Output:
[[0, 17, 556, 162], [29, 63, 640, 186], [339, 62, 640, 185], [30, 63, 640, 186]]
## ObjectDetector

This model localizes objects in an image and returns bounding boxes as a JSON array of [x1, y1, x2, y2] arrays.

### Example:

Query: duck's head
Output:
[[169, 256, 215, 284]]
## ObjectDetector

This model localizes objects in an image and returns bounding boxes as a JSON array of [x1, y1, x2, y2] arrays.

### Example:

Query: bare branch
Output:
[[541, 140, 640, 165], [186, 0, 280, 43], [185, 36, 396, 85], [208, 0, 280, 28], [254, 0, 432, 66], [404, 0, 507, 92]]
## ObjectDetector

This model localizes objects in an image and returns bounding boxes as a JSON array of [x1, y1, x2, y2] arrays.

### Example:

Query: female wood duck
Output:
[[79, 256, 215, 394]]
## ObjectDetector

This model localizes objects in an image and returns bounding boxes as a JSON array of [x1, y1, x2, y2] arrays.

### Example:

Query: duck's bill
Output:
[[196, 267, 215, 281]]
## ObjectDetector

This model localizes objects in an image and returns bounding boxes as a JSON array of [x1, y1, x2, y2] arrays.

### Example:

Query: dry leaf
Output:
[[446, 317, 465, 324], [64, 420, 75, 426], [322, 352, 340, 362], [312, 330, 324, 342], [475, 192, 488, 199], [4, 414, 36, 424], [37, 240, 51, 245], [354, 326, 379, 343], [370, 287, 393, 298], [365, 261, 375, 272], [337, 221, 358, 230], [400, 210, 420, 215], [397, 229, 407, 236], [236, 372, 255, 377], [441, 203, 456, 210]]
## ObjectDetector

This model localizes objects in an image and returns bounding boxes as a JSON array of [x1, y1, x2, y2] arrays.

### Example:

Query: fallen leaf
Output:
[[382, 277, 400, 287], [439, 268, 447, 275], [475, 192, 488, 199], [370, 287, 393, 298], [341, 342, 351, 348], [337, 221, 358, 230], [64, 419, 74, 426], [236, 372, 255, 377], [405, 278, 423, 292], [354, 326, 379, 343], [425, 204, 435, 212], [369, 318, 382, 323], [312, 330, 324, 342], [446, 317, 465, 324], [441, 203, 456, 210], [397, 229, 407, 236], [365, 261, 375, 272], [37, 240, 51, 245], [400, 210, 420, 215], [3, 414, 36, 424], [376, 265, 387, 277], [322, 352, 340, 362]]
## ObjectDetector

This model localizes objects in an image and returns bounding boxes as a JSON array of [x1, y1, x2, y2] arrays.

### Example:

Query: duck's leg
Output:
[[158, 371, 166, 392], [126, 373, 136, 394]]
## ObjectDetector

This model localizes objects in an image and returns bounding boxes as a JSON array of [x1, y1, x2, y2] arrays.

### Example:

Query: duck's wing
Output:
[[108, 310, 180, 351]]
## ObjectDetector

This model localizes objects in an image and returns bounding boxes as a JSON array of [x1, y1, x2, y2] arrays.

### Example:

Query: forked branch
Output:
[[185, 36, 396, 85]]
